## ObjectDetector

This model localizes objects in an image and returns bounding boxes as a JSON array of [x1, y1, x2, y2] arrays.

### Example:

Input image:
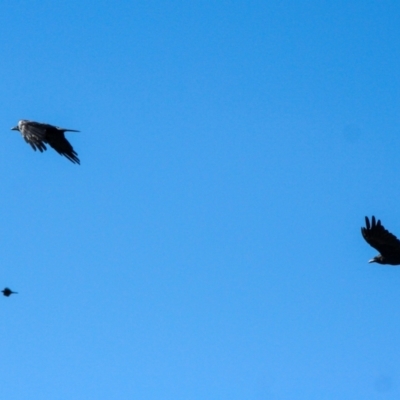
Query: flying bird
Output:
[[2, 287, 17, 297], [361, 216, 400, 265], [11, 120, 80, 164]]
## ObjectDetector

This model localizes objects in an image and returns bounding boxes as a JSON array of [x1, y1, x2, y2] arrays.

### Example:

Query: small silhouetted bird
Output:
[[361, 216, 400, 265], [2, 288, 17, 297], [11, 120, 80, 164]]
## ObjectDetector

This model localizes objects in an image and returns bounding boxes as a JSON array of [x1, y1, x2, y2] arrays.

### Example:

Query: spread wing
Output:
[[361, 216, 400, 257], [44, 126, 80, 164], [21, 121, 47, 152]]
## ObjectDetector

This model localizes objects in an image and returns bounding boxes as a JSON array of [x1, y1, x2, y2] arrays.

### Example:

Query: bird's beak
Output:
[[368, 258, 376, 263], [11, 126, 18, 131]]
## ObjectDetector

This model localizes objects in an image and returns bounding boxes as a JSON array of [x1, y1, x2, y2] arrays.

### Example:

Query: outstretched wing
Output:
[[44, 126, 80, 164], [20, 121, 47, 152], [361, 216, 400, 257]]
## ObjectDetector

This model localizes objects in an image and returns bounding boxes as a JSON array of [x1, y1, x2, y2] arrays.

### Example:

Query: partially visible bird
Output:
[[2, 287, 17, 297], [361, 216, 400, 265], [11, 120, 80, 164]]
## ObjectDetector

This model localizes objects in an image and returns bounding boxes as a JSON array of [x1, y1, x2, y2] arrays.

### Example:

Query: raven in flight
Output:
[[2, 287, 17, 297], [361, 216, 400, 265], [11, 120, 80, 164]]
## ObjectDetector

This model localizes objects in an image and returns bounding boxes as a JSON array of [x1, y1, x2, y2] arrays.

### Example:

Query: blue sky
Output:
[[1, 1, 400, 398]]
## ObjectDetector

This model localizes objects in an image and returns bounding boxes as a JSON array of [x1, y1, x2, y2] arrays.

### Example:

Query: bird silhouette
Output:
[[11, 120, 80, 164], [2, 288, 17, 297], [361, 216, 400, 265]]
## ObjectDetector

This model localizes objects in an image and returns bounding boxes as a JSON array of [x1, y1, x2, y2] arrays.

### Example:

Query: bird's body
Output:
[[2, 287, 17, 297], [11, 120, 80, 164], [361, 216, 400, 265]]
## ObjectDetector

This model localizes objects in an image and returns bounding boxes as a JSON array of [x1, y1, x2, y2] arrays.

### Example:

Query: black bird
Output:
[[361, 216, 400, 265], [2, 288, 17, 297], [11, 120, 80, 164]]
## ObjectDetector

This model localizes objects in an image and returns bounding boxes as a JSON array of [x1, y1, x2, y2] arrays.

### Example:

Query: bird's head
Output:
[[369, 255, 385, 264]]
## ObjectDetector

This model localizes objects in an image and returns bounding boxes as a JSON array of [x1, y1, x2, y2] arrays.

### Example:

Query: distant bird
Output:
[[361, 216, 400, 265], [2, 288, 17, 297], [11, 120, 80, 164]]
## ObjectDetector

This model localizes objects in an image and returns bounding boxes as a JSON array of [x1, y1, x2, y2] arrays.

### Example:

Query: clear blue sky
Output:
[[1, 1, 400, 398]]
